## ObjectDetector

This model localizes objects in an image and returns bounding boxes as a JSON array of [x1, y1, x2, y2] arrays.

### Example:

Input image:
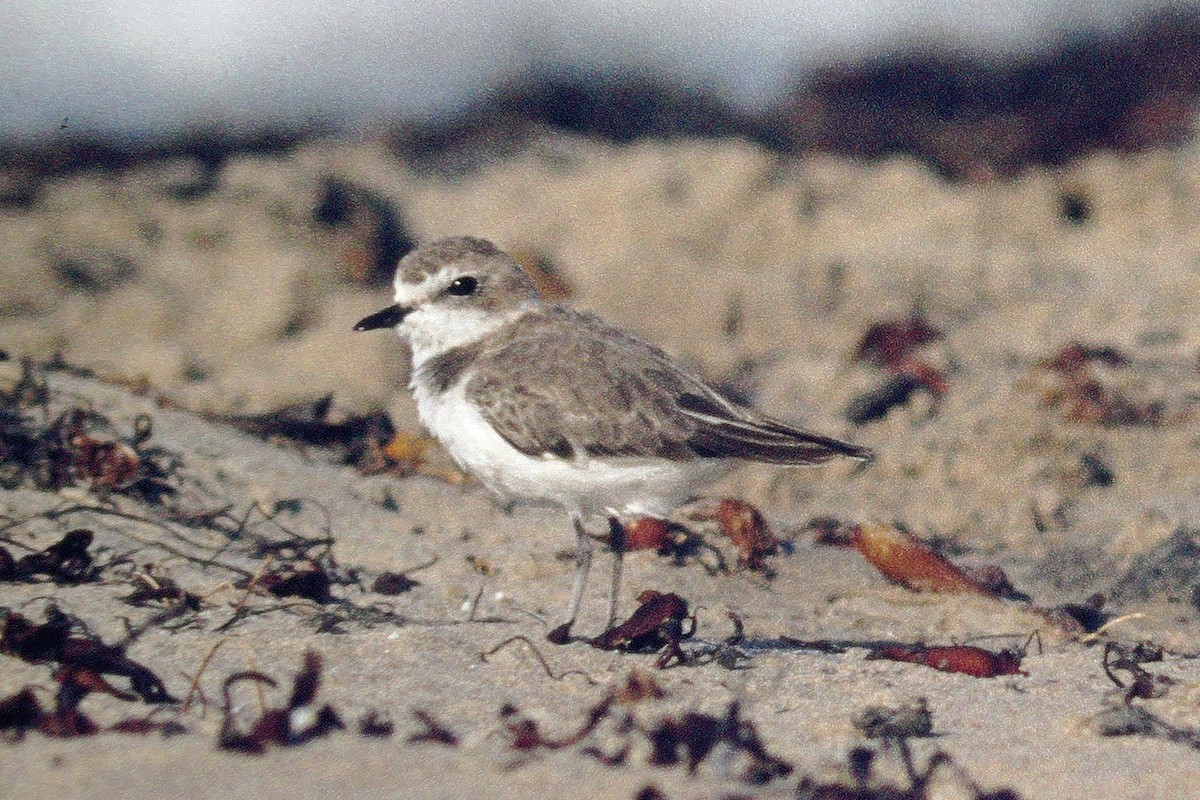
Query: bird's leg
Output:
[[548, 515, 593, 644], [606, 516, 627, 629]]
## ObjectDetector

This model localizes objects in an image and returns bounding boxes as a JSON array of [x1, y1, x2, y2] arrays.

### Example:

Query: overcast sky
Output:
[[1, 1, 1170, 141]]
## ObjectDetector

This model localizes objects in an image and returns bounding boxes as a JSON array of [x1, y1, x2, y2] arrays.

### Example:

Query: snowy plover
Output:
[[356, 236, 871, 639]]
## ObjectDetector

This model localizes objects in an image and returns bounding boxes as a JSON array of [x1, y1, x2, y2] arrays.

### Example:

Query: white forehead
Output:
[[388, 236, 538, 308]]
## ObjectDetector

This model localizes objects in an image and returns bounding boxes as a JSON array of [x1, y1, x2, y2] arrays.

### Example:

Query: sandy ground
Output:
[[3, 137, 1200, 798]]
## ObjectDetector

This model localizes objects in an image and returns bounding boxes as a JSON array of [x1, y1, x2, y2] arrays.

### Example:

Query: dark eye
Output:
[[447, 276, 478, 296]]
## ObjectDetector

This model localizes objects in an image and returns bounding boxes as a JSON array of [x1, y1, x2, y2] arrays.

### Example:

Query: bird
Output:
[[355, 236, 872, 642]]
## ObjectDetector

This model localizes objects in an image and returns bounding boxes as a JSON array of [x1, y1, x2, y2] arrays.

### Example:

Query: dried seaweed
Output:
[[481, 635, 598, 683], [590, 591, 694, 668], [108, 714, 187, 737], [239, 559, 333, 603], [1102, 642, 1171, 703], [211, 394, 403, 474], [0, 688, 43, 741], [498, 690, 792, 786], [1030, 342, 1171, 426], [848, 315, 948, 425], [120, 567, 203, 610], [797, 739, 1022, 800], [358, 710, 396, 738], [0, 668, 185, 741], [218, 650, 345, 754], [0, 528, 100, 584], [0, 362, 180, 501], [408, 709, 457, 746], [1, 605, 176, 703], [371, 571, 420, 595]]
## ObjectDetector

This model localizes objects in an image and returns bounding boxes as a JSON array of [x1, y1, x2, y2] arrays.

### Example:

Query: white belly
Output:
[[415, 383, 731, 518]]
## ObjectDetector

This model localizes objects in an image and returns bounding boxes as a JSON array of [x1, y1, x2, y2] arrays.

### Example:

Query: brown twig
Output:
[[481, 636, 597, 684], [180, 639, 228, 714]]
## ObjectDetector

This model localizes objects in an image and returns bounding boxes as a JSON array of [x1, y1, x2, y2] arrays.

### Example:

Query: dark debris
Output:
[[495, 686, 1019, 796], [847, 316, 948, 425], [0, 529, 100, 584], [241, 559, 334, 603], [852, 697, 934, 739], [1102, 642, 1171, 703], [1, 605, 176, 703], [1032, 342, 1168, 427], [408, 709, 458, 746], [590, 591, 694, 668], [0, 361, 180, 501], [213, 395, 403, 475], [218, 650, 345, 754], [358, 710, 396, 738], [371, 571, 420, 595]]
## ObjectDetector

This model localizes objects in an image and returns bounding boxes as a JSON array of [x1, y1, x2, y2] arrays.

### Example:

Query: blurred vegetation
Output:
[[2, 6, 1199, 191]]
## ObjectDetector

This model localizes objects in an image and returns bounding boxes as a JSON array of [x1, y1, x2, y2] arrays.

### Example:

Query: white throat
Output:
[[401, 303, 530, 380]]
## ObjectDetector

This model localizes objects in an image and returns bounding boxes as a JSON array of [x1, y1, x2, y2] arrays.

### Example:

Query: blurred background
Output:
[[5, 1, 1199, 176]]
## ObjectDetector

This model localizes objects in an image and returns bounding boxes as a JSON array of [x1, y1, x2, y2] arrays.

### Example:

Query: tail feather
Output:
[[678, 393, 873, 465]]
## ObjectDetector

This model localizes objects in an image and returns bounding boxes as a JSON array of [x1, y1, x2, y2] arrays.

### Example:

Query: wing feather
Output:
[[466, 306, 871, 465]]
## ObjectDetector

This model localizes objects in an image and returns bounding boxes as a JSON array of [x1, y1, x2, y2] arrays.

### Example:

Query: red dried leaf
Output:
[[40, 707, 98, 738], [694, 499, 779, 572], [873, 644, 1025, 677], [624, 517, 675, 551], [849, 524, 996, 596], [72, 436, 140, 488], [853, 316, 943, 370], [591, 591, 692, 668], [591, 591, 689, 651]]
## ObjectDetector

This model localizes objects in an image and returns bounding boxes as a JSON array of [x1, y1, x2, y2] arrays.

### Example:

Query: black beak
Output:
[[354, 304, 410, 331]]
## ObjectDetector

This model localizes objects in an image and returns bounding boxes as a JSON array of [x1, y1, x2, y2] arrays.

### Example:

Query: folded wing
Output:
[[467, 306, 872, 465]]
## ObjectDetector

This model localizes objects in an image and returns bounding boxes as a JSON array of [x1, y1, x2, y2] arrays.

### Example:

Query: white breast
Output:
[[414, 381, 732, 519]]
